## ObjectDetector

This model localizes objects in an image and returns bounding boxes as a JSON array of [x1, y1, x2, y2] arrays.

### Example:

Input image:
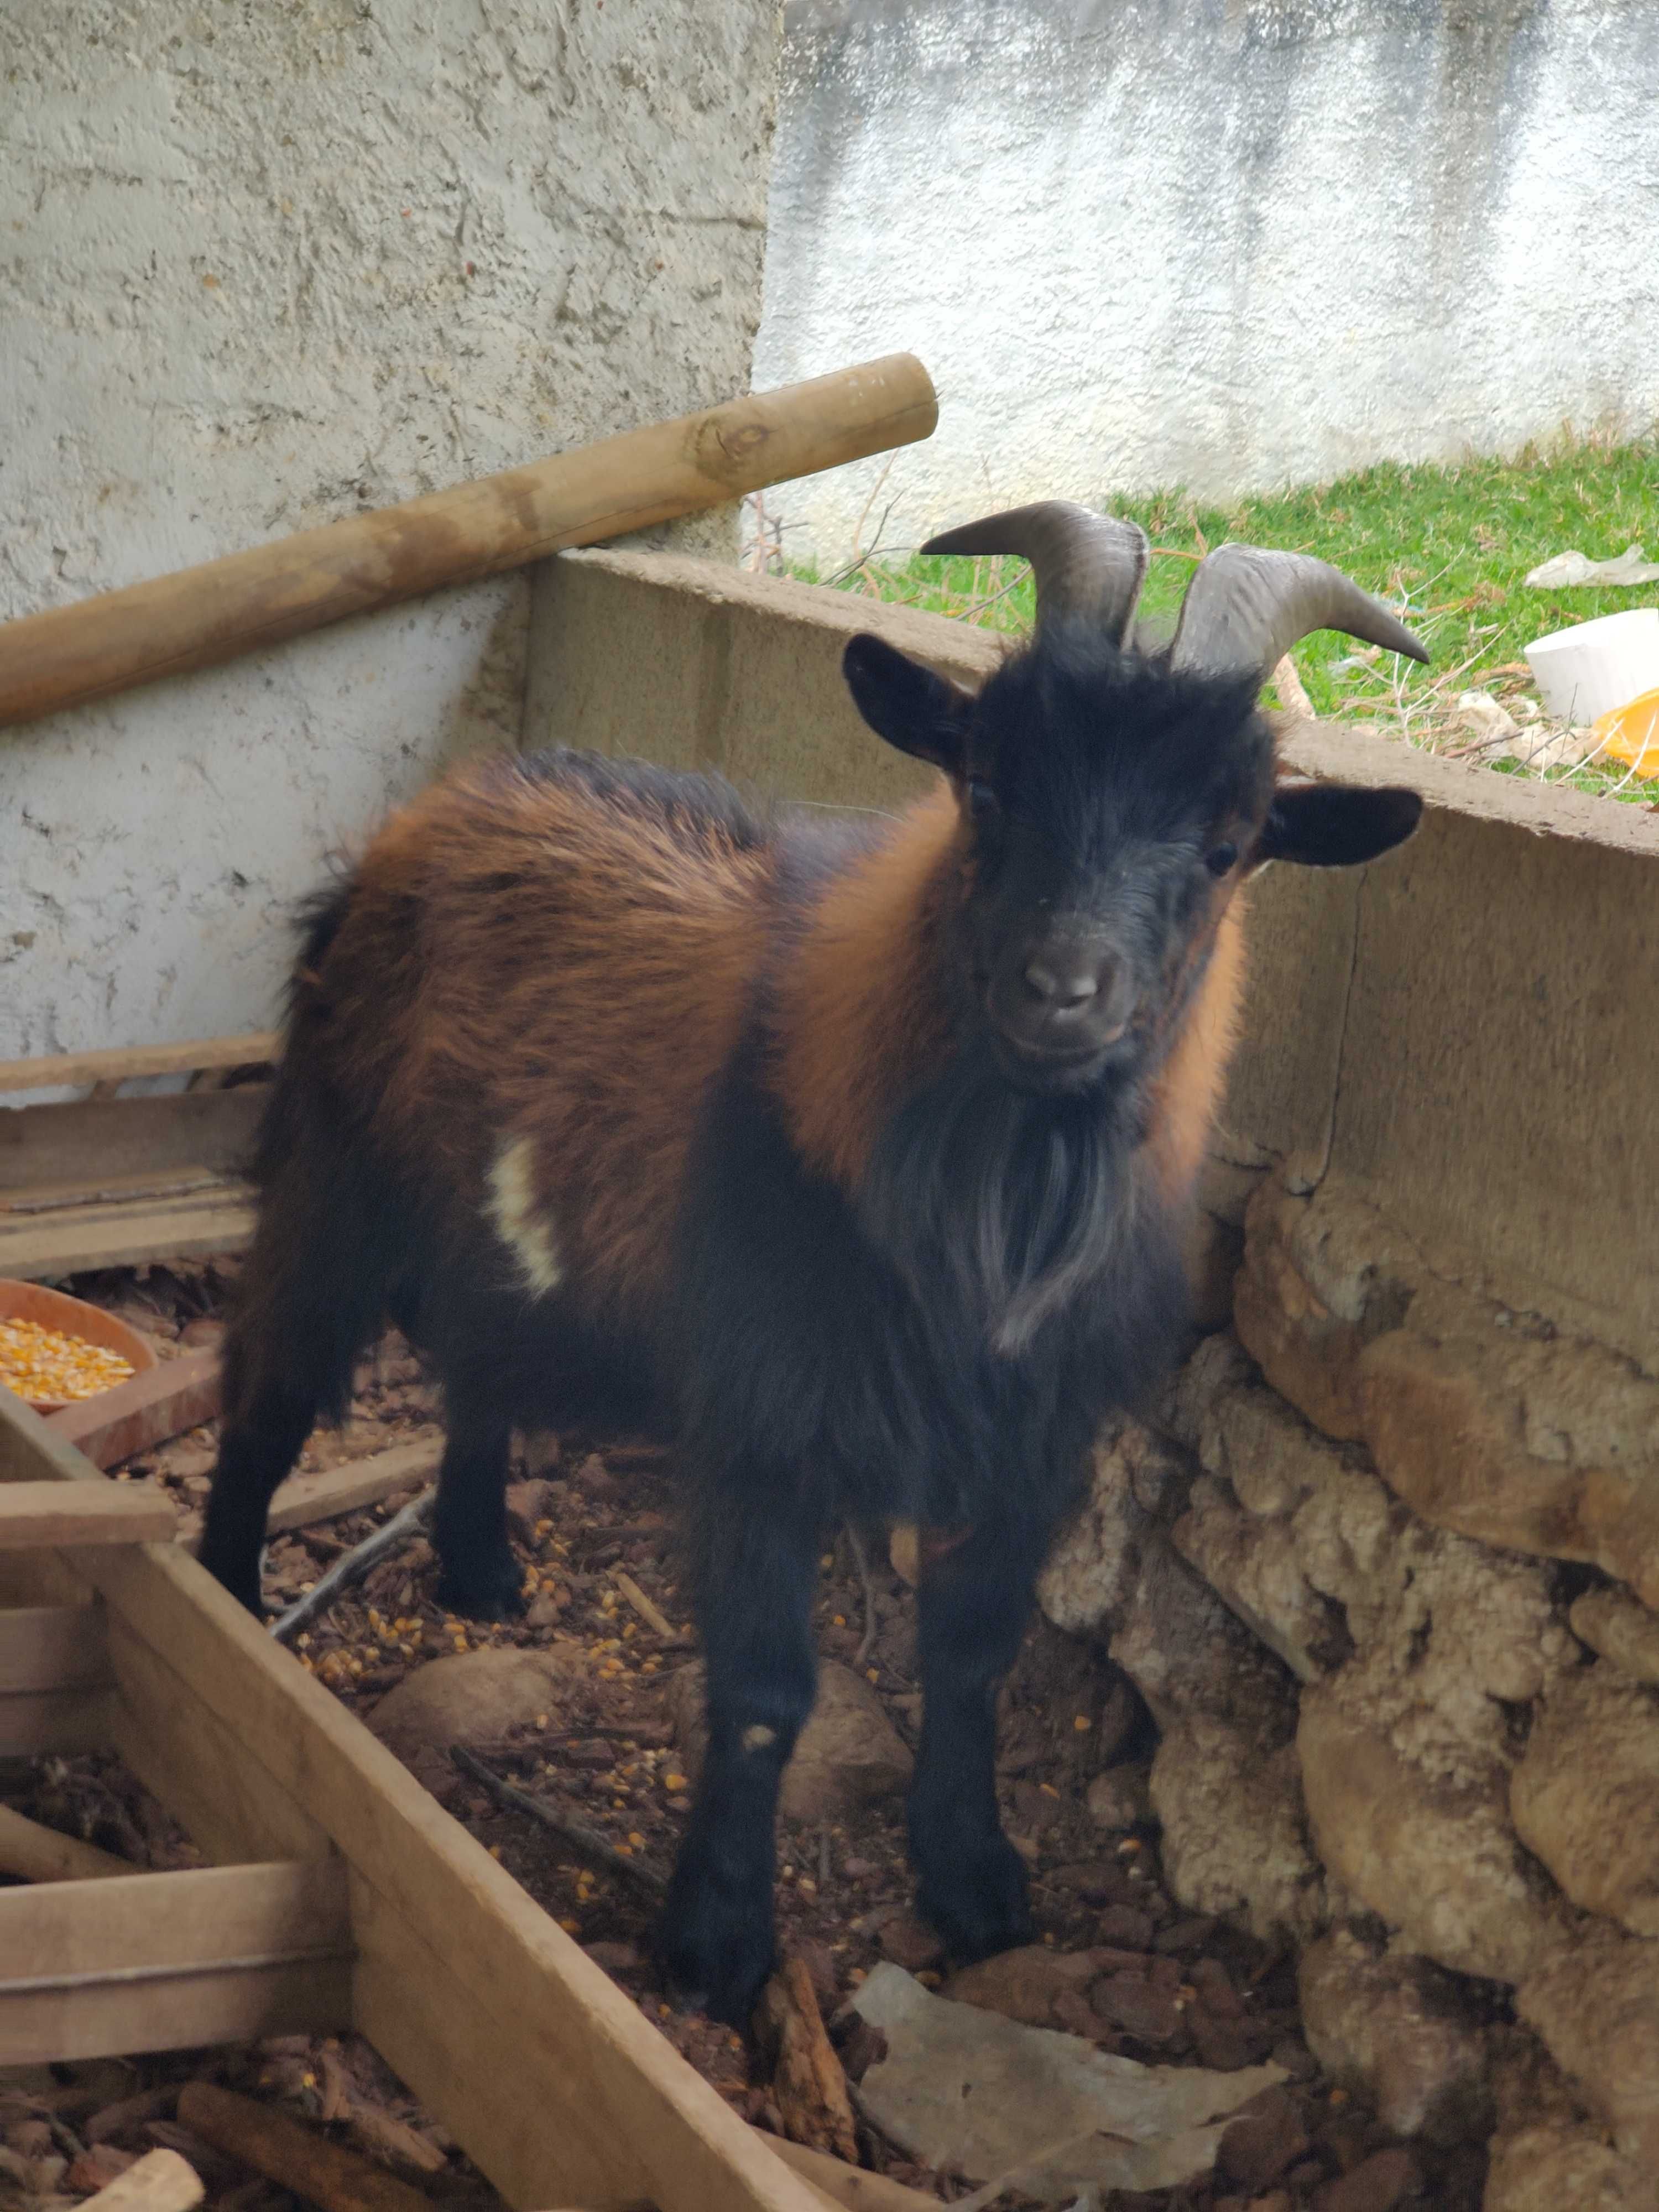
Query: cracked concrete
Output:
[[1, 0, 779, 1063]]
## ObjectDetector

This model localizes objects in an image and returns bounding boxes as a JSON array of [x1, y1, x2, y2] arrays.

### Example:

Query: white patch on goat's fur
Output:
[[741, 1724, 778, 1754], [486, 1135, 562, 1297]]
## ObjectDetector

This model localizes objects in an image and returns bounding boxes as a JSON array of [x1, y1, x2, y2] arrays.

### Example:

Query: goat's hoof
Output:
[[916, 1836, 1034, 1965], [655, 1887, 776, 2028], [435, 1558, 527, 1623]]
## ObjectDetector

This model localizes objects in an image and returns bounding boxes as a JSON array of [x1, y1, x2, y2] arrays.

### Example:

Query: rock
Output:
[[1086, 1764, 1152, 1832], [1216, 2088, 1310, 2191], [1297, 1929, 1492, 2145], [1310, 2148, 1417, 2212], [1511, 1664, 1659, 1936], [582, 1940, 641, 1974], [665, 1660, 912, 1822], [1174, 1474, 1352, 1682], [1235, 1171, 1659, 1606], [179, 1317, 225, 1349], [1091, 1968, 1183, 2043], [1037, 1418, 1176, 1636], [850, 1961, 1286, 2201], [943, 1945, 1101, 2028], [1484, 2124, 1657, 2211], [503, 1479, 559, 1546], [368, 1646, 583, 1787], [1095, 1903, 1155, 1948], [1570, 1586, 1659, 1687], [1517, 1927, 1659, 2170], [877, 1914, 944, 1974], [63, 2148, 136, 2195], [1111, 1531, 1296, 1735], [1150, 1714, 1326, 1948], [1297, 1684, 1557, 1985]]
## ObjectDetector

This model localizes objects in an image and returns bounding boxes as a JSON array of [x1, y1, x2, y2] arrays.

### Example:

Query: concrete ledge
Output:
[[525, 549, 1659, 1369]]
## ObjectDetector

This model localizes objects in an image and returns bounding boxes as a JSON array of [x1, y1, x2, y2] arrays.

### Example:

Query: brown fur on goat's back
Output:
[[288, 751, 777, 1321]]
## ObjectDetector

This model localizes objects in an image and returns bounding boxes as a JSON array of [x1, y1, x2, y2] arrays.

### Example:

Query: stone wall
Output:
[[756, 0, 1659, 561], [1040, 1164, 1659, 2205], [0, 0, 779, 1064]]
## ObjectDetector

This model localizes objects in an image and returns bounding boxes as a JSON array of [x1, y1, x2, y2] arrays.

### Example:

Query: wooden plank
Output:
[[0, 1392, 822, 2212], [0, 1034, 278, 1096], [267, 1441, 444, 1535], [0, 1603, 116, 1755], [0, 1859, 353, 2064], [0, 1087, 266, 1191], [0, 1802, 134, 1882], [46, 1350, 222, 1469], [0, 356, 936, 730], [0, 1192, 257, 1280], [0, 1480, 174, 1548]]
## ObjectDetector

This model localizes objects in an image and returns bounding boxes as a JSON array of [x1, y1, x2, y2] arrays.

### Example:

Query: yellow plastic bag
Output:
[[1593, 687, 1659, 780]]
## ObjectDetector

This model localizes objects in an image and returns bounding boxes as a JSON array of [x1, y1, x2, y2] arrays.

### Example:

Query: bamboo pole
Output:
[[0, 353, 937, 732]]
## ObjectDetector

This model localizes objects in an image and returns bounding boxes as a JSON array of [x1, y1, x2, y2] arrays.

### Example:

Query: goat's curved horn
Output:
[[1168, 544, 1429, 679], [921, 501, 1150, 646]]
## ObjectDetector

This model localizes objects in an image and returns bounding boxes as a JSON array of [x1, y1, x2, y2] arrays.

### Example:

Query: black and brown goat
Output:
[[200, 503, 1426, 2023]]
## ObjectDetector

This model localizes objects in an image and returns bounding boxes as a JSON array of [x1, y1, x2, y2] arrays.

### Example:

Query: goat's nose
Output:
[[1023, 957, 1100, 1012]]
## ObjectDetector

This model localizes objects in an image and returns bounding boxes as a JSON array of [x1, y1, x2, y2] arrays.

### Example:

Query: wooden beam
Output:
[[0, 1603, 116, 1756], [46, 1349, 222, 1469], [0, 1190, 256, 1281], [0, 1390, 824, 2212], [0, 1480, 174, 1547], [266, 1440, 445, 1535], [0, 1087, 265, 1191], [0, 1802, 135, 1883], [0, 356, 937, 731], [0, 1859, 353, 2063], [0, 1034, 278, 1096]]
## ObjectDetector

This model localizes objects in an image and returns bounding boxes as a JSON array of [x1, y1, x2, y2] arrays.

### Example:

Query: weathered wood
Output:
[[267, 1440, 444, 1535], [177, 2085, 435, 2212], [45, 1349, 222, 1469], [0, 1034, 277, 1096], [754, 1961, 858, 2166], [0, 1480, 174, 1547], [79, 2148, 205, 2212], [0, 357, 937, 730], [0, 1859, 354, 2062], [0, 1087, 265, 1191], [0, 1802, 134, 1882], [0, 1189, 257, 1280], [0, 1387, 822, 2212], [761, 2140, 941, 2212], [0, 1602, 116, 1756]]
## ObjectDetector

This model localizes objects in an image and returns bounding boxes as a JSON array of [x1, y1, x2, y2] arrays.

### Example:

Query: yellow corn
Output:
[[0, 1318, 133, 1402]]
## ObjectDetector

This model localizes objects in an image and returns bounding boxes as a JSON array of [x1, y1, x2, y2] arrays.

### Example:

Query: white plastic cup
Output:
[[1525, 607, 1659, 727]]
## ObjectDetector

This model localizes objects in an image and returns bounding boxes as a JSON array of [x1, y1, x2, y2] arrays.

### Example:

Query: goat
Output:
[[200, 503, 1426, 2024]]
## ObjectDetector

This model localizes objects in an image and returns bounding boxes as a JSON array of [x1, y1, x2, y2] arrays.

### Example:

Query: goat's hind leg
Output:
[[907, 1515, 1049, 1963], [658, 1474, 820, 2026], [431, 1396, 522, 1621]]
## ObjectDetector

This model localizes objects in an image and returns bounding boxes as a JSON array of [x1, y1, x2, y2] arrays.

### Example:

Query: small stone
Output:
[[504, 1479, 559, 1546], [1190, 1955, 1244, 2018], [666, 1660, 912, 1823], [1311, 2147, 1417, 2212], [1485, 2122, 1657, 2211], [582, 1940, 640, 1973], [1090, 1968, 1183, 2042], [1154, 1914, 1219, 1955], [1086, 1765, 1152, 1832], [368, 1646, 583, 1789], [943, 1944, 1098, 2028], [1510, 1663, 1659, 1936], [1191, 2013, 1265, 2071], [878, 1916, 944, 1974], [179, 1317, 225, 1348], [1095, 1903, 1154, 1949], [1217, 2087, 1310, 2191], [524, 1592, 563, 1629]]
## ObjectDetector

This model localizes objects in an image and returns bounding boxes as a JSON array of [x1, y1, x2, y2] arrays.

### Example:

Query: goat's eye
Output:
[[967, 779, 1003, 825], [1204, 841, 1239, 878]]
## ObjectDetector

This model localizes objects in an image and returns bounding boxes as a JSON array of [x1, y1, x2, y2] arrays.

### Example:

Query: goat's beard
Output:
[[858, 1031, 1143, 1358]]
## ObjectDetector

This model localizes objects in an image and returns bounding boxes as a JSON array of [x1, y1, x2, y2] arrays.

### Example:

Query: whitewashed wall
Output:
[[757, 0, 1659, 562], [0, 0, 778, 1060]]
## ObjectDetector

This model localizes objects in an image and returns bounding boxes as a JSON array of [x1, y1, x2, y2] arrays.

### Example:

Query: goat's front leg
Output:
[[907, 1515, 1050, 1964], [658, 1480, 820, 2026]]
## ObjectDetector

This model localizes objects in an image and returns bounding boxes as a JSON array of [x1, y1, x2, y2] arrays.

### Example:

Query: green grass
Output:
[[790, 433, 1659, 801]]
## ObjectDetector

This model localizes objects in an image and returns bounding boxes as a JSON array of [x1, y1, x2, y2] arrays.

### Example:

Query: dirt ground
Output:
[[1, 1260, 1490, 2212]]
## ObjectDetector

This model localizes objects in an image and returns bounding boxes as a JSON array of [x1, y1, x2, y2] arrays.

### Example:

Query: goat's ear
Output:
[[843, 635, 974, 774], [1256, 782, 1423, 869]]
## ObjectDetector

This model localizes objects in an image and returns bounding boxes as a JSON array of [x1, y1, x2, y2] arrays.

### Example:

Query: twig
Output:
[[269, 1487, 434, 1643], [845, 1523, 879, 1667], [450, 1745, 669, 1901], [613, 1569, 680, 1642]]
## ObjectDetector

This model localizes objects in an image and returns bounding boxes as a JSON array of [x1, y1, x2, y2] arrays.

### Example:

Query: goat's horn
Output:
[[921, 500, 1150, 646], [1168, 543, 1429, 679]]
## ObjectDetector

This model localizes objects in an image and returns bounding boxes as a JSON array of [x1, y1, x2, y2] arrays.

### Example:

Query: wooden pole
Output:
[[0, 1802, 133, 1883], [0, 354, 937, 731]]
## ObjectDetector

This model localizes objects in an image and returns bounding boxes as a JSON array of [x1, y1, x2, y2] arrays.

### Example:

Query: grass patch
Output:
[[780, 434, 1659, 802]]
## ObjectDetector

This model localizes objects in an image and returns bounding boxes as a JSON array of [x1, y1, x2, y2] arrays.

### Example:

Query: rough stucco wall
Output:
[[756, 0, 1659, 561], [0, 0, 778, 1060]]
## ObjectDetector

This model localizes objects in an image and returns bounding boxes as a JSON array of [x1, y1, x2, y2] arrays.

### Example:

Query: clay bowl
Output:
[[0, 1278, 158, 1415]]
